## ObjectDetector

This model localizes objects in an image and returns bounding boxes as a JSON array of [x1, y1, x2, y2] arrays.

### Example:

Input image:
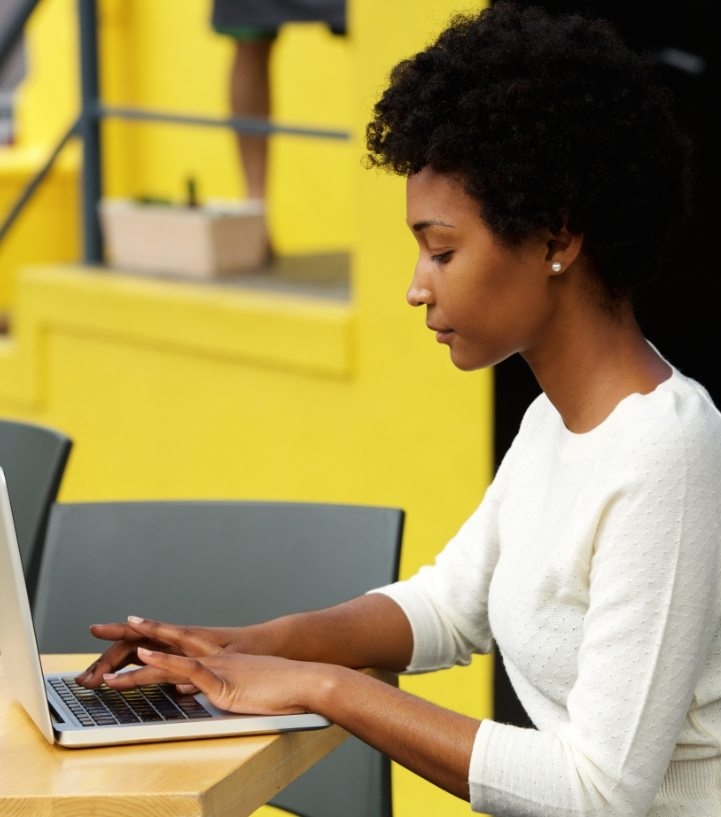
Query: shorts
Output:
[[213, 25, 280, 41], [211, 0, 346, 38]]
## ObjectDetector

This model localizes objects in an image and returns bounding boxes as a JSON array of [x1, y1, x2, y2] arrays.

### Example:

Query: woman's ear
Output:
[[545, 229, 584, 275]]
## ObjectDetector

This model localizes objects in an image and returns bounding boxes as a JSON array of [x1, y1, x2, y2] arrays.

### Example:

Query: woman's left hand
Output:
[[101, 619, 320, 715]]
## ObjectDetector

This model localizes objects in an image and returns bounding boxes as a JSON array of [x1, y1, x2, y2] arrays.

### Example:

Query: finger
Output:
[[88, 622, 140, 641], [101, 664, 189, 690], [77, 620, 153, 686], [76, 641, 147, 687], [125, 617, 222, 658], [116, 648, 222, 697]]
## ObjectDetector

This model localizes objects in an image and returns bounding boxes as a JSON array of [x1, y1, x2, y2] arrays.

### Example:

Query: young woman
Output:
[[79, 4, 721, 814]]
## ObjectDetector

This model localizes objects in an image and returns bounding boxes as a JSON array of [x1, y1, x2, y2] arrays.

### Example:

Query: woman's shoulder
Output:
[[643, 368, 721, 443], [609, 368, 721, 478]]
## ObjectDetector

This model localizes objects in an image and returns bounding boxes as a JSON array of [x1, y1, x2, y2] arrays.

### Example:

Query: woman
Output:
[[79, 3, 721, 814]]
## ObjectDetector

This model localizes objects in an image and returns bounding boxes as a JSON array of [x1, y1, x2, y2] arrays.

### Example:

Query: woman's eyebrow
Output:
[[410, 219, 456, 233]]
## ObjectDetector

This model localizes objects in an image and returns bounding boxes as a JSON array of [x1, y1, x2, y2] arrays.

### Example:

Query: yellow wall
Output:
[[0, 2, 493, 816]]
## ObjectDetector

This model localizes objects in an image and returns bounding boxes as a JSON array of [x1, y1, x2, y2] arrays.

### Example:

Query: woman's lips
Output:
[[434, 329, 454, 343]]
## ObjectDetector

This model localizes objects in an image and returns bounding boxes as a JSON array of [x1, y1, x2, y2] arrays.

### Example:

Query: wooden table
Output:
[[0, 654, 350, 817]]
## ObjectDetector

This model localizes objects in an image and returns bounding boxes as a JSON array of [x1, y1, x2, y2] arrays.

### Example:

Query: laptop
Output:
[[0, 468, 331, 748]]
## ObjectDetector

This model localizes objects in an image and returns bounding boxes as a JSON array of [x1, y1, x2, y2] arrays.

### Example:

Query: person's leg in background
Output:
[[228, 35, 274, 204], [225, 32, 276, 261], [211, 0, 346, 266]]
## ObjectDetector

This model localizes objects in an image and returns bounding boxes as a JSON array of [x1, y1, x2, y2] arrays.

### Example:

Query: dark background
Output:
[[491, 0, 720, 728]]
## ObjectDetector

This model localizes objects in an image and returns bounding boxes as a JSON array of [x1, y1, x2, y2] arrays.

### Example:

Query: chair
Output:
[[0, 418, 72, 605], [33, 500, 404, 817]]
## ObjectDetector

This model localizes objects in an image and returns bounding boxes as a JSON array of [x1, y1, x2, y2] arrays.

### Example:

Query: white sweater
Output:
[[376, 369, 721, 816]]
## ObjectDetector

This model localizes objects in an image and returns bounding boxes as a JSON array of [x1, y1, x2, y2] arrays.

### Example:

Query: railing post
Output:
[[77, 0, 102, 263]]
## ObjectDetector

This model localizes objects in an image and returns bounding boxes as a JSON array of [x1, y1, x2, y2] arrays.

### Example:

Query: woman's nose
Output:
[[406, 268, 433, 307]]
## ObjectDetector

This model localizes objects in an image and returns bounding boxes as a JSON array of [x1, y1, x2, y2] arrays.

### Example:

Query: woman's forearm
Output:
[[245, 593, 414, 672], [302, 662, 478, 801]]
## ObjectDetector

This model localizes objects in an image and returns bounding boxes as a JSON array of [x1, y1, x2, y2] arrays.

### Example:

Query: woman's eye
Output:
[[431, 251, 453, 264]]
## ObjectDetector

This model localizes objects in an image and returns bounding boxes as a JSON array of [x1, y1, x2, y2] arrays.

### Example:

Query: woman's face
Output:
[[405, 167, 561, 372]]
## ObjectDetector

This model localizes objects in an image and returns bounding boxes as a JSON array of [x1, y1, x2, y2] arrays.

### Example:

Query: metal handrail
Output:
[[98, 105, 350, 141], [0, 0, 351, 262]]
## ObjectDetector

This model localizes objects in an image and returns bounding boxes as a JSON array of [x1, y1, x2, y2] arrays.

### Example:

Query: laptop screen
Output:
[[0, 468, 56, 742]]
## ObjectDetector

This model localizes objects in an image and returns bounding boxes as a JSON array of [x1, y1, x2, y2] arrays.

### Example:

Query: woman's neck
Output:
[[524, 298, 672, 434]]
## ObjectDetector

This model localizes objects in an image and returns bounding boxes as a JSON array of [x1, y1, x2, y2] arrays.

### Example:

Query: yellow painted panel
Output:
[[0, 148, 80, 312], [19, 266, 353, 378]]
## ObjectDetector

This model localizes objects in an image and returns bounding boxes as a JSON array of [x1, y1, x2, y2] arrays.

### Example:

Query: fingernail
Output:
[[128, 615, 144, 624], [137, 647, 152, 657], [103, 673, 117, 681]]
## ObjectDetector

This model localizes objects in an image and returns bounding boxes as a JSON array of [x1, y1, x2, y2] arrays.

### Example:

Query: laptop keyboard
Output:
[[49, 677, 212, 727]]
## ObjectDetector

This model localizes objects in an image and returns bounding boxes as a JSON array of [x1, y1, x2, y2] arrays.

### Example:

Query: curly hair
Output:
[[366, 1, 691, 300]]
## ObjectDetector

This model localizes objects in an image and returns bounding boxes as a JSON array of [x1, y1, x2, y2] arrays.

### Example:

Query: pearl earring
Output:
[[551, 261, 563, 273]]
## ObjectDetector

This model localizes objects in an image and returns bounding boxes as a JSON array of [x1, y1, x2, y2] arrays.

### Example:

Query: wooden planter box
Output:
[[99, 199, 267, 278]]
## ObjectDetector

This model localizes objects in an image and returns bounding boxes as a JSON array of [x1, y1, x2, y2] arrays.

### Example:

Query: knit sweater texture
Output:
[[376, 368, 721, 816]]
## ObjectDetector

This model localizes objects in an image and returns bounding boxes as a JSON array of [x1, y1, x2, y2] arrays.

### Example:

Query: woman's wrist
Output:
[[296, 662, 354, 718], [223, 619, 289, 657]]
